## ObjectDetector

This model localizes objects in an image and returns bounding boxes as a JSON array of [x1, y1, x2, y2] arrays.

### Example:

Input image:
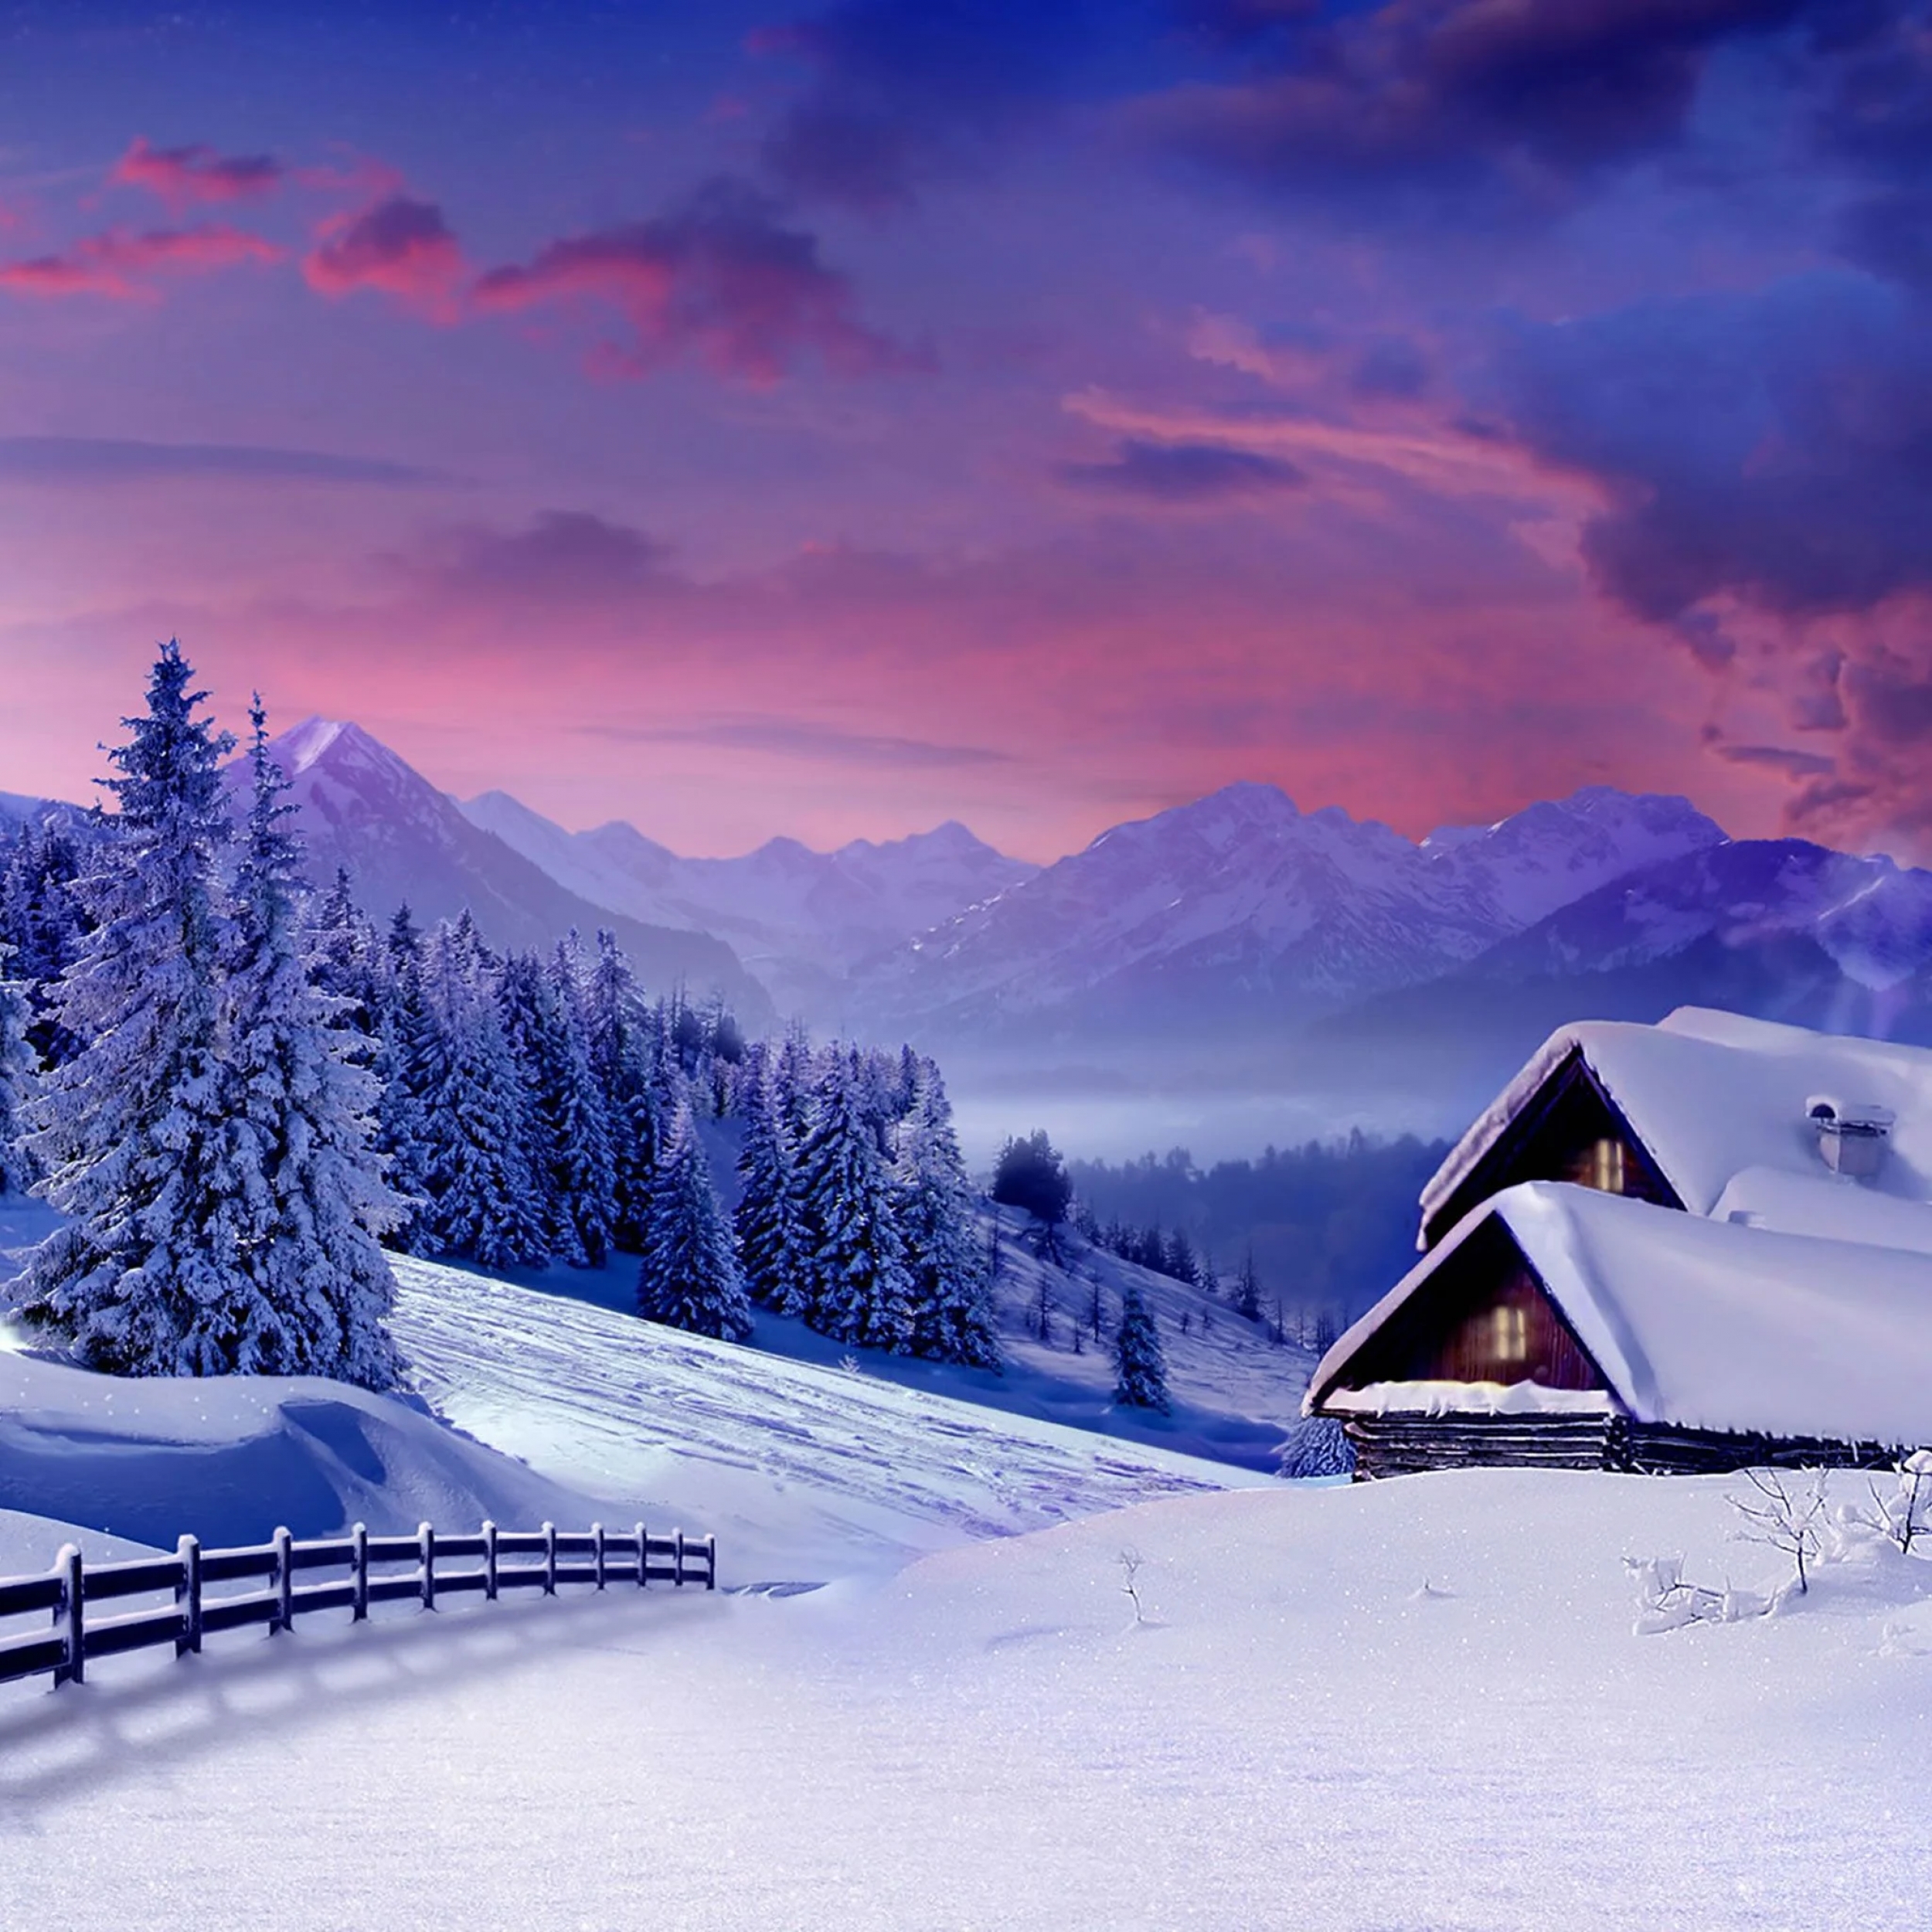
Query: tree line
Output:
[[0, 643, 998, 1386]]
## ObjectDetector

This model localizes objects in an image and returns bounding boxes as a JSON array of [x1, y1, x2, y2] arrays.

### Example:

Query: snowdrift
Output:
[[0, 1345, 600, 1556]]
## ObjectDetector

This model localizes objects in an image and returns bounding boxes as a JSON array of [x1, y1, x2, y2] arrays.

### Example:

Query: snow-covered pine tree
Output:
[[220, 697, 403, 1387], [587, 930, 662, 1248], [367, 937, 434, 1252], [1113, 1281, 1170, 1412], [733, 1046, 811, 1316], [0, 944, 35, 1196], [893, 1056, 1000, 1368], [637, 1094, 753, 1340], [795, 1046, 914, 1352], [1, 816, 90, 1065], [544, 937, 618, 1267], [413, 915, 547, 1268], [12, 640, 260, 1374]]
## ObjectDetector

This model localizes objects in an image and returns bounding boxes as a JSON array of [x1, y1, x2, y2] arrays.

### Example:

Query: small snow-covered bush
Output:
[[1840, 1450, 1932, 1557], [1624, 1554, 1770, 1634], [1277, 1416, 1354, 1480]]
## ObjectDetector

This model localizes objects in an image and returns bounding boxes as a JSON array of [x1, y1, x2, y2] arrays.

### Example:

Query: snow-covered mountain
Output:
[[461, 787, 1036, 1015], [1317, 837, 1932, 1119], [265, 720, 773, 1022], [848, 781, 1727, 1046]]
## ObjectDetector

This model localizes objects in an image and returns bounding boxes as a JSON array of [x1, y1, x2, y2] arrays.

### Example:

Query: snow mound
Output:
[[0, 1342, 600, 1556]]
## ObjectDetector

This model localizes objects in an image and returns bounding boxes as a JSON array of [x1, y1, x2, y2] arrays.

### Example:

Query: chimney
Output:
[[1807, 1096, 1895, 1180]]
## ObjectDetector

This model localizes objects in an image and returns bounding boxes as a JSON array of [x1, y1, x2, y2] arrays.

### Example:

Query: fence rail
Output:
[[0, 1519, 716, 1692]]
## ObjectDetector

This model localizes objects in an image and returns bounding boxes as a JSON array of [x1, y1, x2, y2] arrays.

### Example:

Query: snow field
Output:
[[5, 1469, 1932, 1930]]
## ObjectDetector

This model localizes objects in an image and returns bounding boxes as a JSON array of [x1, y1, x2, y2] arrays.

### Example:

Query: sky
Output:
[[1, 1, 1929, 862]]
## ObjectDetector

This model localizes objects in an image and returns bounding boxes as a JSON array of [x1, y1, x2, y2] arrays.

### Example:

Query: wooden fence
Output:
[[0, 1520, 716, 1692]]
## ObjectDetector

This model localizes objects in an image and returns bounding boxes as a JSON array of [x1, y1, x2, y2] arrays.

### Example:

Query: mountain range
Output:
[[14, 716, 1932, 1125]]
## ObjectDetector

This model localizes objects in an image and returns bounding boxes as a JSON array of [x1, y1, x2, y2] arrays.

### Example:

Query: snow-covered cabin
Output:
[[1308, 1009, 1932, 1477]]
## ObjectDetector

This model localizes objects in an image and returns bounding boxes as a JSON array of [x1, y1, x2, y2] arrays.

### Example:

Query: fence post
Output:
[[674, 1528, 685, 1587], [482, 1520, 498, 1602], [543, 1522, 556, 1597], [176, 1535, 202, 1656], [352, 1522, 369, 1623], [419, 1522, 436, 1611], [52, 1544, 83, 1687], [592, 1522, 605, 1591], [636, 1523, 648, 1589], [270, 1527, 294, 1634], [704, 1534, 716, 1592]]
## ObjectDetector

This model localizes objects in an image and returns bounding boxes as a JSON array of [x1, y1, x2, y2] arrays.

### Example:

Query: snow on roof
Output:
[[1313, 1180, 1932, 1448], [1418, 1005, 1932, 1238]]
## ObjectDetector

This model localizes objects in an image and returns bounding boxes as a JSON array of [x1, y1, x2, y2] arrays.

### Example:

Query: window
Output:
[[1572, 1136, 1626, 1194], [1491, 1304, 1528, 1366]]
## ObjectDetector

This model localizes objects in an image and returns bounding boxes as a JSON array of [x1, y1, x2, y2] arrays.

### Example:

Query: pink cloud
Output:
[[0, 224, 283, 301], [472, 179, 920, 386], [111, 138, 284, 212], [302, 195, 468, 320]]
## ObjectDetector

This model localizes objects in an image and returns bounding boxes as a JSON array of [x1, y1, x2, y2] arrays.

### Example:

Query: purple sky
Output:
[[2, 2, 1929, 861]]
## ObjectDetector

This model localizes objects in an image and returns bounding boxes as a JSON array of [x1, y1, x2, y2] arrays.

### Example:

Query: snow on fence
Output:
[[0, 1520, 717, 1692]]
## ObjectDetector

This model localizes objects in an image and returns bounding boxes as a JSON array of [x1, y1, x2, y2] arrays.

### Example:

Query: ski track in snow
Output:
[[389, 1256, 1268, 1579]]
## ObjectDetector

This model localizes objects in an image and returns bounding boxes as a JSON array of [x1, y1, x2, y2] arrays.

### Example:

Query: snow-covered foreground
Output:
[[389, 1253, 1274, 1582], [6, 1468, 1931, 1930]]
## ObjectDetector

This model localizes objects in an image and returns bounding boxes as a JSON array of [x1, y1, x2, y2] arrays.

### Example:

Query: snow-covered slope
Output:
[[462, 787, 1036, 1015], [264, 720, 771, 1019], [852, 781, 1724, 1043], [387, 1252, 1274, 1583]]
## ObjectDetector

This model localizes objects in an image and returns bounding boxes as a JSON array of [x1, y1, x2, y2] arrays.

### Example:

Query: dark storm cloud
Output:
[[1056, 437, 1308, 502], [1137, 0, 1863, 221], [1488, 272, 1932, 623], [757, 0, 1096, 209]]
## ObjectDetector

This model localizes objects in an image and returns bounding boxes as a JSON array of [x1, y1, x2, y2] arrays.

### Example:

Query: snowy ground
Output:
[[7, 1200, 1932, 1926], [5, 1470, 1932, 1929]]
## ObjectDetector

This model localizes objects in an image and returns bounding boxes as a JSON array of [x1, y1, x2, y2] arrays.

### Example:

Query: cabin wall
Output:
[[1338, 1219, 1605, 1394], [1422, 1055, 1680, 1249], [1341, 1412, 1903, 1481]]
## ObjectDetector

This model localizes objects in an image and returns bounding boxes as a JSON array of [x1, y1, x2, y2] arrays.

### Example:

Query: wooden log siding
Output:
[[1344, 1410, 1909, 1481], [0, 1520, 718, 1695]]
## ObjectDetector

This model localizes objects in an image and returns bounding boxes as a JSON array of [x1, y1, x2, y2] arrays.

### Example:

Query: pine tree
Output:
[[219, 698, 402, 1386], [795, 1046, 913, 1352], [12, 641, 257, 1375], [587, 930, 661, 1249], [542, 937, 617, 1267], [0, 945, 35, 1196], [413, 916, 547, 1268], [1113, 1282, 1170, 1412], [638, 1097, 753, 1340], [893, 1057, 1000, 1369], [734, 1048, 811, 1316]]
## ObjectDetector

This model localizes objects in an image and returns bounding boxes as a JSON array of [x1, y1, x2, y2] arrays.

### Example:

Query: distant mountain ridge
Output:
[[263, 720, 774, 1023], [845, 781, 1733, 1045], [461, 787, 1035, 1016]]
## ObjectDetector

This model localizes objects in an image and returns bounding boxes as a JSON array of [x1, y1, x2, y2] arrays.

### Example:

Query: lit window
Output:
[[1587, 1138, 1626, 1193], [1491, 1304, 1528, 1365]]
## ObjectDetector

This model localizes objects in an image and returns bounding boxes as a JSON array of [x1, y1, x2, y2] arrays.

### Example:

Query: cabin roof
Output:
[[1311, 1180, 1932, 1448], [1419, 1006, 1932, 1240]]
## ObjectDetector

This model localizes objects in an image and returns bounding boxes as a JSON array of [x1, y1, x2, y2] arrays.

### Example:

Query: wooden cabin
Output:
[[1308, 1008, 1932, 1478]]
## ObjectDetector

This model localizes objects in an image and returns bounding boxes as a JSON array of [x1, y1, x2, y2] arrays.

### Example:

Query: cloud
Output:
[[0, 223, 281, 300], [756, 0, 1093, 209], [111, 138, 284, 211], [1712, 742, 1837, 777], [473, 177, 920, 384], [1487, 271, 1932, 624], [303, 195, 467, 319], [404, 510, 675, 601], [0, 436, 444, 486], [582, 714, 1015, 767], [1134, 0, 1835, 222], [1056, 436, 1308, 503]]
